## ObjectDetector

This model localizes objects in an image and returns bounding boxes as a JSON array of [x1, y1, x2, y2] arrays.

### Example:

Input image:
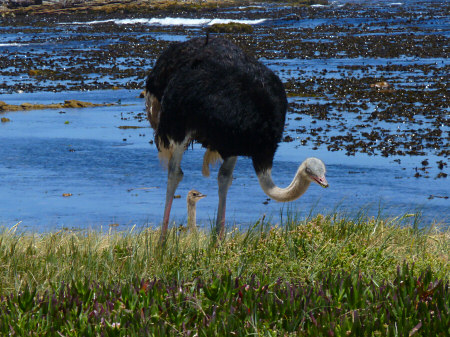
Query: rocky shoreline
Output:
[[0, 99, 115, 111], [0, 0, 448, 178], [0, 0, 321, 16]]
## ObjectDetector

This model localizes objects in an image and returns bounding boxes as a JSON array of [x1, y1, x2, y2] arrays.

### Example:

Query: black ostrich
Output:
[[145, 37, 328, 241]]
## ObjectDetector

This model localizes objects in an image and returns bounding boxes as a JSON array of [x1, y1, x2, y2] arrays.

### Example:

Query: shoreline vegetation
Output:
[[0, 213, 448, 334], [0, 0, 329, 16]]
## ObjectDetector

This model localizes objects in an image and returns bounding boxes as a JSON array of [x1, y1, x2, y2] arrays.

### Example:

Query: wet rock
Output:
[[63, 100, 95, 108], [437, 161, 447, 170], [21, 102, 39, 109], [428, 194, 449, 199], [283, 135, 295, 142], [6, 0, 42, 9], [0, 100, 114, 111], [1, 117, 11, 122], [207, 22, 253, 34], [370, 81, 390, 89]]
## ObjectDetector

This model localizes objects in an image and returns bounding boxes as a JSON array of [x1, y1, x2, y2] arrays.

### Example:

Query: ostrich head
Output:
[[187, 190, 207, 204], [302, 158, 329, 188]]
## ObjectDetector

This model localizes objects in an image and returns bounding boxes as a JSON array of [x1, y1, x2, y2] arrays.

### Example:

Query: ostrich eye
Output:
[[305, 167, 312, 175]]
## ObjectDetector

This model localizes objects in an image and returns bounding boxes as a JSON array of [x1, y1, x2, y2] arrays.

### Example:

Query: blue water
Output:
[[0, 0, 448, 231], [0, 90, 447, 232]]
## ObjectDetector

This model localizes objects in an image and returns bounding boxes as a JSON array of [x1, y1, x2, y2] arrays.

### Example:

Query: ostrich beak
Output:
[[198, 193, 207, 199], [314, 176, 329, 188]]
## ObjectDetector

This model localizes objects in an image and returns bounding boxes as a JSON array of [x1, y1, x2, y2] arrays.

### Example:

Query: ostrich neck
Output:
[[256, 163, 311, 202], [187, 200, 197, 230]]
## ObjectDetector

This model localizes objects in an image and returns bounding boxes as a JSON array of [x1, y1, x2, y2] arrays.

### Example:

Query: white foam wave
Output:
[[208, 18, 266, 25], [0, 43, 28, 47], [68, 19, 114, 25], [65, 17, 266, 26], [238, 5, 264, 9], [111, 18, 211, 26]]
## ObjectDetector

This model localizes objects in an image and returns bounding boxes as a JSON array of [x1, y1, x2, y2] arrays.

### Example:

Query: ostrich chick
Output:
[[187, 189, 206, 232]]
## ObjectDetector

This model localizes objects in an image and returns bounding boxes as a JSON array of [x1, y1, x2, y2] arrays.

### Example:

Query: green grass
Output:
[[0, 212, 448, 335], [1, 212, 448, 293], [1, 263, 448, 336]]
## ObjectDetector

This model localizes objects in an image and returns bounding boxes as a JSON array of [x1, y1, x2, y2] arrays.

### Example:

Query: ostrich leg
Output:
[[160, 145, 185, 243], [215, 156, 237, 240]]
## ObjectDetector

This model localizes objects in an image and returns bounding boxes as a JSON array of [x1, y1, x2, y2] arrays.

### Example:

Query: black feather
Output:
[[146, 37, 288, 173]]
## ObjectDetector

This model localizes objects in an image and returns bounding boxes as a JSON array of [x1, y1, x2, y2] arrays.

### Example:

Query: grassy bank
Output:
[[1, 213, 448, 292], [0, 213, 448, 335]]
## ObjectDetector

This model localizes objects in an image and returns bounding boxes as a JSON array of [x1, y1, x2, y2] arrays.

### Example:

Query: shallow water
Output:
[[0, 90, 447, 231], [0, 0, 448, 231]]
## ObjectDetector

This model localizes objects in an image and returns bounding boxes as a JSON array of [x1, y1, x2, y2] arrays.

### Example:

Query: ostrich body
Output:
[[187, 189, 206, 232], [145, 37, 328, 241]]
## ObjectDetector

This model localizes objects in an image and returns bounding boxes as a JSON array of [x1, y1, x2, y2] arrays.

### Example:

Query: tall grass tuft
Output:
[[1, 213, 448, 294]]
